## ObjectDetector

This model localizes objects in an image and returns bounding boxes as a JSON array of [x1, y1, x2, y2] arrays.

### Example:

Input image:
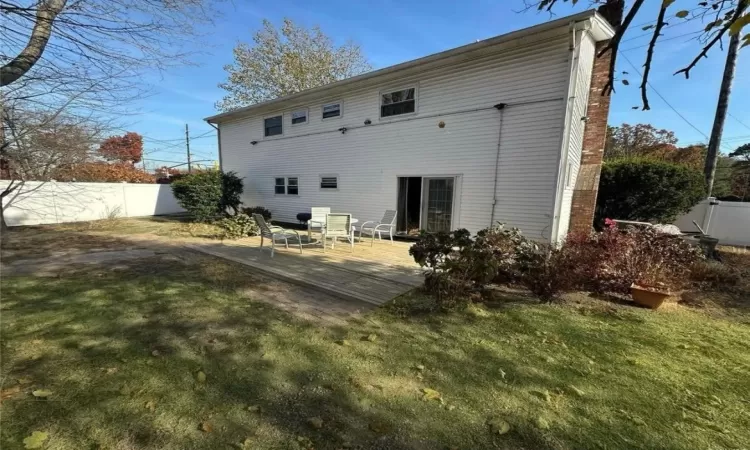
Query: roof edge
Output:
[[206, 9, 613, 124]]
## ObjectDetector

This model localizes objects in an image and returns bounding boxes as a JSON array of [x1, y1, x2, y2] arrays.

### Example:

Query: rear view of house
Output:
[[206, 10, 615, 242]]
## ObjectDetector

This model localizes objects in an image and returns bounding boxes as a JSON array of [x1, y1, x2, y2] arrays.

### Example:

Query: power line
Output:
[[619, 52, 710, 140], [728, 112, 750, 132], [620, 31, 703, 52]]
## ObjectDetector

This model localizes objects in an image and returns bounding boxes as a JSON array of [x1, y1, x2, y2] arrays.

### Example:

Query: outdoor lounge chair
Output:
[[253, 213, 302, 257], [356, 210, 397, 246], [322, 213, 354, 252], [307, 207, 330, 239]]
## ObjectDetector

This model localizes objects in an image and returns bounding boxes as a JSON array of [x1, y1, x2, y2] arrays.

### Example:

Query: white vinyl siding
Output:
[[220, 27, 587, 241], [557, 32, 596, 240]]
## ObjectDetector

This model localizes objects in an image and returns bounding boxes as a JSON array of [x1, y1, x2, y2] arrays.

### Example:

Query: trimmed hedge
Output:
[[596, 158, 705, 225], [171, 170, 243, 222]]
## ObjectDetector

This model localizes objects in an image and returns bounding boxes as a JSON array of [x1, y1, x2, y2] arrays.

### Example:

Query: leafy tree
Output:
[[216, 18, 372, 111], [727, 143, 750, 200], [54, 162, 155, 183], [525, 0, 750, 110], [98, 132, 144, 164], [605, 123, 678, 160], [171, 170, 243, 222], [596, 158, 706, 224]]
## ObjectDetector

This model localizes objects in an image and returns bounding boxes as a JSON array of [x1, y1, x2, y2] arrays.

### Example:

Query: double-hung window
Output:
[[264, 115, 282, 137], [275, 177, 298, 195], [381, 87, 416, 118], [322, 102, 341, 119], [291, 109, 307, 125]]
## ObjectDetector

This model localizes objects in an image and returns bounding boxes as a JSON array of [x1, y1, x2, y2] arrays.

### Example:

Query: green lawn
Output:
[[1, 226, 750, 449]]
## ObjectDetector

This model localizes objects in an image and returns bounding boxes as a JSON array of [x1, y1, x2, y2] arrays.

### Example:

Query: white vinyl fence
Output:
[[674, 198, 750, 247], [0, 181, 185, 227]]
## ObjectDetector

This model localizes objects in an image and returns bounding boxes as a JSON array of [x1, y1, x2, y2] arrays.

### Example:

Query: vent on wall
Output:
[[320, 176, 338, 189]]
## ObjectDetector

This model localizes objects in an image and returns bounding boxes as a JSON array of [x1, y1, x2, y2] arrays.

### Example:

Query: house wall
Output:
[[219, 29, 587, 240], [0, 181, 184, 226], [557, 32, 597, 239]]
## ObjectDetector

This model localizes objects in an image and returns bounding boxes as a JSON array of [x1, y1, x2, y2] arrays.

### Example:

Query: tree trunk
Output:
[[0, 0, 68, 86], [705, 33, 740, 196]]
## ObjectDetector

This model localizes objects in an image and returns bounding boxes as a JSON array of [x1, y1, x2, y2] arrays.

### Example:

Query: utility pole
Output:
[[705, 32, 740, 196], [185, 123, 192, 173]]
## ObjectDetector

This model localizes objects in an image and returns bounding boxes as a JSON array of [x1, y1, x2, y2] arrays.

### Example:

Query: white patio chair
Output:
[[253, 213, 302, 257], [357, 210, 397, 246], [307, 207, 330, 239], [322, 213, 354, 252]]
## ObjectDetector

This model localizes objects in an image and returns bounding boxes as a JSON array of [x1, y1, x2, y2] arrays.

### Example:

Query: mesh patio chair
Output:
[[356, 210, 397, 246], [307, 207, 331, 239], [322, 213, 354, 252], [253, 213, 302, 257]]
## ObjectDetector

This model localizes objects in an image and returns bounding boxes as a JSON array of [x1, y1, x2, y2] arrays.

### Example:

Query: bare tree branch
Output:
[[640, 4, 669, 110], [0, 0, 67, 86]]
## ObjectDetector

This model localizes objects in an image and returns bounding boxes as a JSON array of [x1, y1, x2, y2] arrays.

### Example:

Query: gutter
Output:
[[549, 22, 586, 243], [208, 122, 222, 172]]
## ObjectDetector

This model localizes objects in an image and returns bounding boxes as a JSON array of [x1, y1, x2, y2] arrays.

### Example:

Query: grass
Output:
[[1, 220, 750, 449]]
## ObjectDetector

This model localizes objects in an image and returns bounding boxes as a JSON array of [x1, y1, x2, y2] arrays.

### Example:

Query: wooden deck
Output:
[[184, 236, 422, 306]]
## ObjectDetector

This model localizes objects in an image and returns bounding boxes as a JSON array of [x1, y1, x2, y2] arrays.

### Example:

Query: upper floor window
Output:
[[381, 87, 416, 118], [291, 109, 307, 125], [264, 115, 282, 137], [322, 102, 341, 119]]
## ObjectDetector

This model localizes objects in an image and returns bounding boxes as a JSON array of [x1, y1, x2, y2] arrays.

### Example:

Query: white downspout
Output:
[[549, 22, 585, 243]]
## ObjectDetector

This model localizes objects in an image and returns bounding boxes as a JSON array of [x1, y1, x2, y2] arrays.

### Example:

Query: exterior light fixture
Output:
[[251, 140, 258, 145], [364, 119, 372, 125], [338, 127, 347, 134]]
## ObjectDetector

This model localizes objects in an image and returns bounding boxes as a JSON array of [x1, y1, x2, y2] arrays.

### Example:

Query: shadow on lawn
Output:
[[2, 230, 748, 449]]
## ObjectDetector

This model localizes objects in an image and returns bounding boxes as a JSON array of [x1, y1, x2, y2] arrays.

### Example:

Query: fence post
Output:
[[121, 182, 130, 217]]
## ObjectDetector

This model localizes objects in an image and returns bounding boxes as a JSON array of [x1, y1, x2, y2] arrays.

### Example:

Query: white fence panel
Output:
[[0, 181, 184, 227], [674, 198, 750, 247]]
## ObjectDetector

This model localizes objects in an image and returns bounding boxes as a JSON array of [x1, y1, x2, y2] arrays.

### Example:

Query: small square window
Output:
[[320, 176, 338, 189], [264, 115, 282, 137], [322, 103, 341, 119], [291, 110, 307, 125], [381, 87, 416, 118]]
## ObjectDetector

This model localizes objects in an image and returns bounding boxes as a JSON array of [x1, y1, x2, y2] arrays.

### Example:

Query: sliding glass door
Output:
[[422, 177, 454, 233]]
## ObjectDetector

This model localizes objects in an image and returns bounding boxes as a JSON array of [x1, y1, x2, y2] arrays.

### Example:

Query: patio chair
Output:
[[322, 213, 354, 252], [307, 207, 330, 239], [357, 210, 397, 246], [253, 213, 302, 257]]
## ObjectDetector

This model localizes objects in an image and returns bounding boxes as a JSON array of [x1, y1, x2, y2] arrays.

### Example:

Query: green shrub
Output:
[[216, 213, 258, 240], [596, 159, 705, 225], [241, 206, 272, 221], [171, 170, 243, 222]]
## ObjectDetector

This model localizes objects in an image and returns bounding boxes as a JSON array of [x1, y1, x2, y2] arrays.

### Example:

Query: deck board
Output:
[[184, 237, 422, 306]]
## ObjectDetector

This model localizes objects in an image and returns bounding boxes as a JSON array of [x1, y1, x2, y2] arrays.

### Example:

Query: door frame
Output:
[[395, 173, 462, 232]]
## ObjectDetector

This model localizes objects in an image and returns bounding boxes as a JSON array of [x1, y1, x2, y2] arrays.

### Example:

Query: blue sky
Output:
[[133, 0, 750, 170]]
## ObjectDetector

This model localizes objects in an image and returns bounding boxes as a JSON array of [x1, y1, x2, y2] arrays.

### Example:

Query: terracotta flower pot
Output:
[[630, 284, 672, 309]]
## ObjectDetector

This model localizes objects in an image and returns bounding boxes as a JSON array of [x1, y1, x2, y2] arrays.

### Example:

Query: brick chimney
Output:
[[569, 43, 612, 233]]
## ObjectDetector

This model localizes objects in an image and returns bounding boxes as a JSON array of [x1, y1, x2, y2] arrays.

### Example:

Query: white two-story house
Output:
[[206, 10, 615, 242]]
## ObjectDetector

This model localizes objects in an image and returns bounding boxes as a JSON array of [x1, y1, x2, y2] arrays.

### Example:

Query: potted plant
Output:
[[630, 263, 676, 309]]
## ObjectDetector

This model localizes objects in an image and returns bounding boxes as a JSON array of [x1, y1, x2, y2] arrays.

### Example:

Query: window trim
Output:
[[379, 84, 418, 120], [274, 176, 300, 196], [263, 113, 284, 138], [290, 108, 308, 126], [319, 174, 339, 191], [321, 101, 343, 120]]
